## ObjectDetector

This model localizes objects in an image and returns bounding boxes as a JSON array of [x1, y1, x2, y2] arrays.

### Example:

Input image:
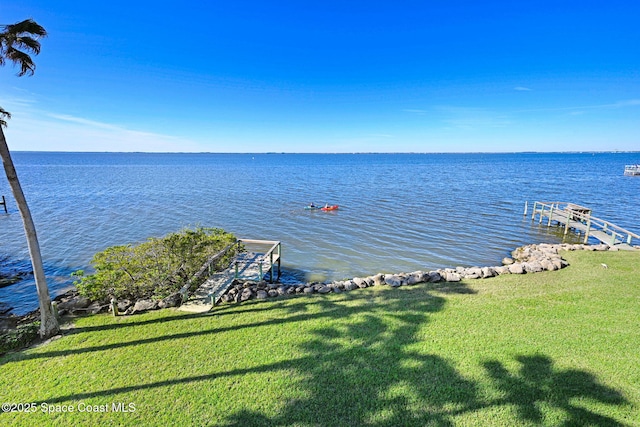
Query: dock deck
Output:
[[528, 201, 639, 250], [179, 239, 281, 312], [624, 165, 640, 176]]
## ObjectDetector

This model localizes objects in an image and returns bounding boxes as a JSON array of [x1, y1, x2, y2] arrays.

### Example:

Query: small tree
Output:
[[75, 227, 238, 302], [1, 19, 59, 338]]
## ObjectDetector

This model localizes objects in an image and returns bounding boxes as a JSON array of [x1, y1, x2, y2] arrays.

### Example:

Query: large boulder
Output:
[[159, 292, 182, 308], [384, 275, 403, 287], [523, 261, 544, 273], [117, 299, 132, 312], [58, 295, 92, 311], [464, 267, 482, 279], [406, 271, 426, 285], [240, 288, 253, 301], [493, 266, 510, 275], [481, 267, 496, 278], [371, 273, 384, 286], [444, 271, 461, 282], [132, 299, 159, 313], [86, 301, 104, 314], [372, 274, 385, 286], [427, 271, 443, 283], [353, 277, 369, 288], [508, 263, 525, 274], [343, 281, 357, 291]]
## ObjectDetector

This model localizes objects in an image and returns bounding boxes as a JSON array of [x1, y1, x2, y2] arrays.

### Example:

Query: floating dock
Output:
[[624, 165, 640, 176], [179, 239, 281, 312], [526, 201, 639, 250]]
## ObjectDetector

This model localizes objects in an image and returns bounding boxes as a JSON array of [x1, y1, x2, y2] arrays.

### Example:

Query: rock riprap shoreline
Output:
[[216, 242, 615, 304], [12, 242, 620, 320]]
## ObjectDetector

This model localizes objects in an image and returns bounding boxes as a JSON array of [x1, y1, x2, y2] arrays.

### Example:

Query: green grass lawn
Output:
[[1, 250, 639, 426]]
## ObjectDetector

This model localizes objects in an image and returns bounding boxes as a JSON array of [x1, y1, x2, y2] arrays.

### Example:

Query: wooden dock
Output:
[[624, 165, 640, 176], [179, 239, 281, 312], [527, 201, 639, 250]]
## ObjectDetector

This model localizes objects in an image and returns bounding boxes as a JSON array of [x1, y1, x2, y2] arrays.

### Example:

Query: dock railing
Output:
[[179, 241, 239, 302], [234, 239, 282, 283], [530, 201, 639, 247], [179, 238, 282, 303]]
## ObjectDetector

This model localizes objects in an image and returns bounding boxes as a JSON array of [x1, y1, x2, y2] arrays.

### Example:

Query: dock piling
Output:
[[529, 201, 639, 249]]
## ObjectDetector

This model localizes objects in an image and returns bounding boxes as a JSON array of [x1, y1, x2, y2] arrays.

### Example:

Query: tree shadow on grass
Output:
[[219, 290, 629, 426], [482, 355, 627, 426], [6, 282, 630, 425]]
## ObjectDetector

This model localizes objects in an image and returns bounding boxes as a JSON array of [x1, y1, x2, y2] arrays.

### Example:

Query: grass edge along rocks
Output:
[[217, 242, 615, 304]]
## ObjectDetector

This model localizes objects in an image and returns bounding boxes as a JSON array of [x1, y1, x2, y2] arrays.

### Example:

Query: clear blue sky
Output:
[[1, 0, 639, 152]]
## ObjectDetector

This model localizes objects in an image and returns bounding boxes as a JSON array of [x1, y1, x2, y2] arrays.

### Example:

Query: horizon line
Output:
[[10, 150, 640, 155]]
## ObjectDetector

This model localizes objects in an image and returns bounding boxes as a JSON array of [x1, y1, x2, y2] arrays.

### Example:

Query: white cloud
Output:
[[609, 99, 640, 108], [367, 133, 394, 138], [1, 98, 208, 152], [512, 98, 640, 115], [514, 86, 532, 91], [403, 109, 429, 115], [434, 106, 511, 129]]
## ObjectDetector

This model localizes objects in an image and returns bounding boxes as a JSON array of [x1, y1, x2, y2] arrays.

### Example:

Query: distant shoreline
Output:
[[9, 150, 640, 155]]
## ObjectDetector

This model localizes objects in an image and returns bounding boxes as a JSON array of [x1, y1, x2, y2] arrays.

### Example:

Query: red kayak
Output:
[[320, 205, 339, 211]]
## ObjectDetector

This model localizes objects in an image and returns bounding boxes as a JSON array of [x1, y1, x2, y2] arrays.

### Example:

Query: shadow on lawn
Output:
[[9, 282, 629, 425], [219, 288, 628, 426]]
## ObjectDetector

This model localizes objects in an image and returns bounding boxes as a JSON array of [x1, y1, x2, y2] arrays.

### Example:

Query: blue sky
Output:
[[1, 0, 639, 152]]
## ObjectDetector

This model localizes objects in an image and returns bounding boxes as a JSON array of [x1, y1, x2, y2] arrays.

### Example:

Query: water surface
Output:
[[1, 152, 638, 314]]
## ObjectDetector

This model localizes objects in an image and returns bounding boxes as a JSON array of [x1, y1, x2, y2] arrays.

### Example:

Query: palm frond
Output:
[[1, 19, 47, 38], [0, 106, 11, 128], [0, 18, 46, 76], [5, 47, 36, 76], [12, 36, 42, 55]]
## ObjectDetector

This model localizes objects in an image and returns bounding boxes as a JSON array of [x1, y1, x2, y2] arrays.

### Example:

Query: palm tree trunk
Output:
[[0, 127, 59, 338]]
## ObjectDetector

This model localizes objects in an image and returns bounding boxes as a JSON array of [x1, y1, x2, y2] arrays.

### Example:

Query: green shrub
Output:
[[0, 322, 40, 354], [74, 227, 237, 301]]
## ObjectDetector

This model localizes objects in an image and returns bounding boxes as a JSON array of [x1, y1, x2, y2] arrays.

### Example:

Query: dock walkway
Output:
[[528, 201, 639, 250], [179, 240, 281, 313]]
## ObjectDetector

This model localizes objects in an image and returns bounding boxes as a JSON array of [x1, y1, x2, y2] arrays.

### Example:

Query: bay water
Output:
[[1, 152, 638, 315]]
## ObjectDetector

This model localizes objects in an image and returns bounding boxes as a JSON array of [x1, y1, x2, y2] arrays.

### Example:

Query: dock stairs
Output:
[[179, 239, 281, 313]]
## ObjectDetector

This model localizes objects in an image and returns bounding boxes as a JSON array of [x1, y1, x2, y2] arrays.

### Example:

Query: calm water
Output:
[[1, 152, 639, 314]]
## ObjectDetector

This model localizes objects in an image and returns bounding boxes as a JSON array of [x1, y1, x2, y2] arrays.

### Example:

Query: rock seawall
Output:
[[10, 242, 617, 322], [216, 243, 616, 304]]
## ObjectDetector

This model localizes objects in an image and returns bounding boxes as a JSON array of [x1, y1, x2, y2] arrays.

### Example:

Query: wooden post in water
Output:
[[583, 218, 591, 244], [564, 210, 571, 235], [269, 252, 274, 284], [1, 195, 7, 213], [548, 204, 554, 226], [523, 201, 528, 216]]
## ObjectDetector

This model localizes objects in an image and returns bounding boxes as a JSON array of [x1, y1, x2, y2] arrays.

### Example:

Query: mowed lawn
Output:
[[1, 250, 639, 426]]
